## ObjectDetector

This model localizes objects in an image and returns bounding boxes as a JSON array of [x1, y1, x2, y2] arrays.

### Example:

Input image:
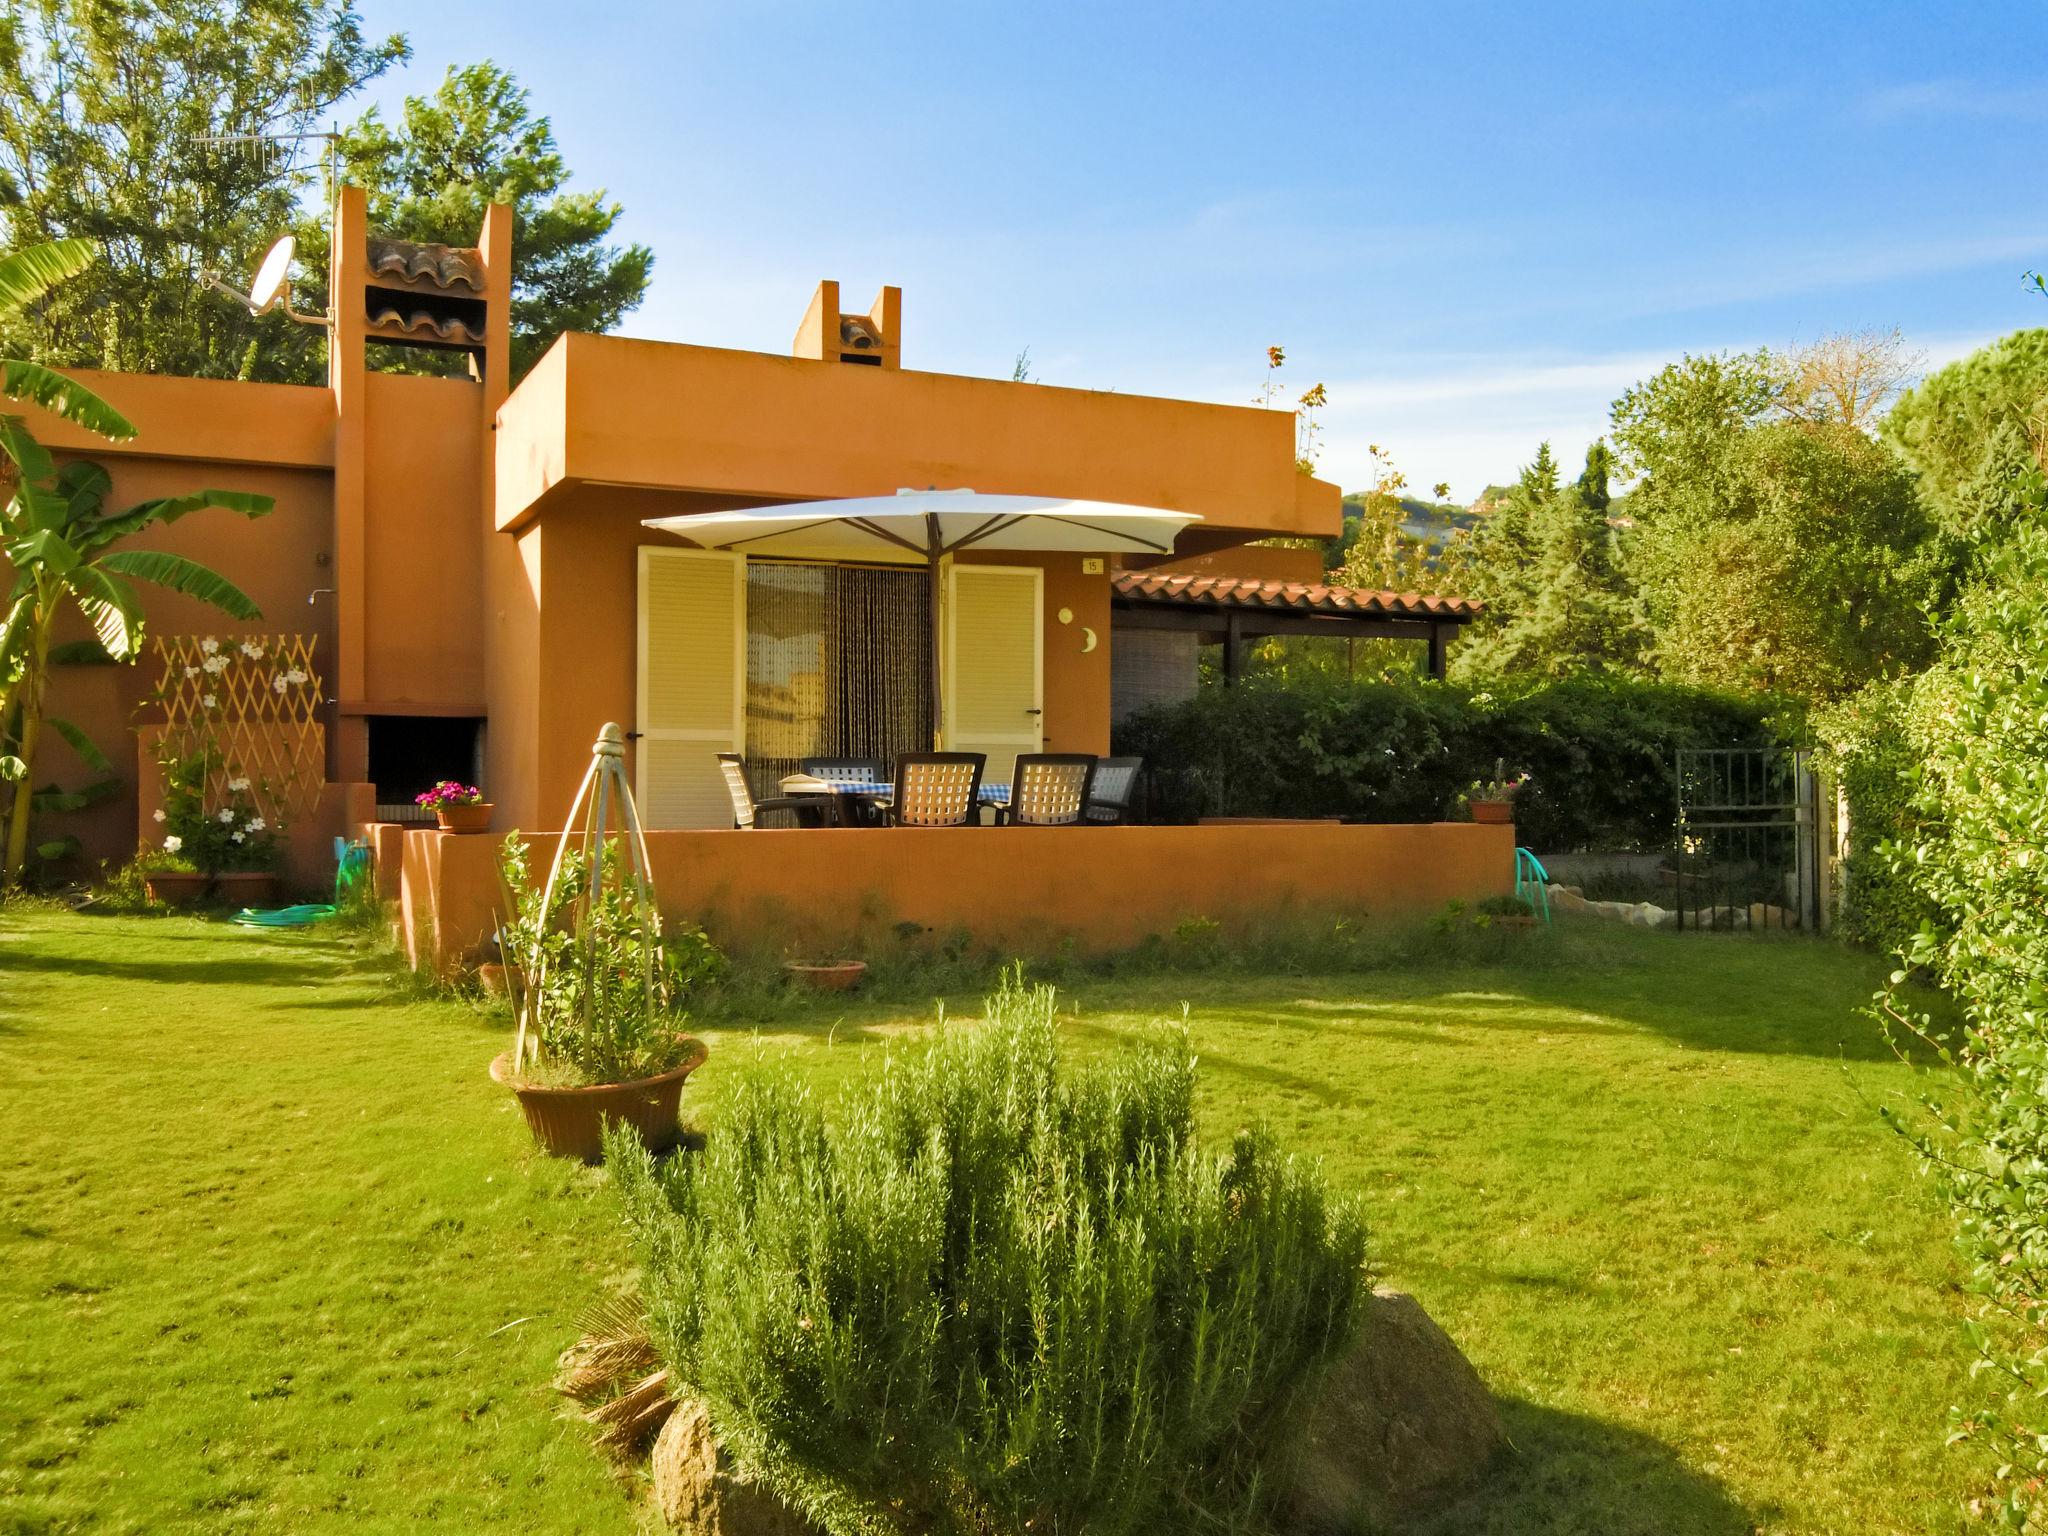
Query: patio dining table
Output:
[[779, 774, 1011, 826]]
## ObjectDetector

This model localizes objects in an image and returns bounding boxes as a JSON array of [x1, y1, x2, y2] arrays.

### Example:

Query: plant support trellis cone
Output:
[[512, 722, 664, 1076]]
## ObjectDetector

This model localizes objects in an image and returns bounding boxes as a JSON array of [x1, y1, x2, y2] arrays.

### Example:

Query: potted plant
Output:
[[784, 958, 867, 991], [419, 780, 491, 833], [1463, 760, 1529, 826], [490, 728, 711, 1163], [152, 734, 284, 905], [135, 841, 206, 906]]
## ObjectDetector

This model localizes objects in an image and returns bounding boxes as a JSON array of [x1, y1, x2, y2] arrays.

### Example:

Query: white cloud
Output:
[[1857, 79, 2048, 123], [1265, 330, 2007, 501]]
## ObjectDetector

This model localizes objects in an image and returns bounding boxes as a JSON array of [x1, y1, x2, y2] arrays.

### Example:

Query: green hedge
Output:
[[609, 975, 1368, 1536], [1810, 679, 1935, 956], [1113, 672, 1780, 852], [1874, 479, 2048, 1519]]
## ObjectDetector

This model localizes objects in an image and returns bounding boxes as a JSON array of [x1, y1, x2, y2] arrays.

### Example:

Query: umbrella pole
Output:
[[928, 547, 944, 750]]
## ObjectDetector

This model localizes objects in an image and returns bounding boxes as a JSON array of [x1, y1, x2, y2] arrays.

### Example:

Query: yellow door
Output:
[[636, 546, 745, 828], [943, 563, 1043, 791]]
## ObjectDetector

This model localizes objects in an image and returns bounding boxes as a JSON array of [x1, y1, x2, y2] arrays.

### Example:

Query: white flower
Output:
[[202, 654, 229, 675], [152, 809, 166, 823], [199, 637, 219, 655], [239, 640, 265, 660], [226, 777, 250, 793], [285, 668, 308, 686], [218, 808, 235, 824], [245, 817, 266, 833], [201, 694, 217, 709], [183, 665, 201, 680], [230, 831, 245, 843], [272, 675, 288, 694], [162, 835, 182, 854]]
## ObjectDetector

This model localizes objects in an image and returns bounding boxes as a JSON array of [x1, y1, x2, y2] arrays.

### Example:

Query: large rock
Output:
[[1281, 1289, 1504, 1533], [651, 1399, 819, 1535]]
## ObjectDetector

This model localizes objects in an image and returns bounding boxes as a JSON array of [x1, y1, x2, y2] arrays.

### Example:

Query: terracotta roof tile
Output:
[[367, 304, 484, 347], [1111, 571, 1481, 620], [365, 236, 486, 292]]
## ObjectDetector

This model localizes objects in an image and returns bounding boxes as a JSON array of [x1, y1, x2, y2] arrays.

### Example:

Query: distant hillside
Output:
[[1335, 491, 1482, 554]]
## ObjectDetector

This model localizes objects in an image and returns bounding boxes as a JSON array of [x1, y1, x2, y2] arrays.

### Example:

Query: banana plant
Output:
[[0, 239, 136, 447], [2, 457, 274, 884]]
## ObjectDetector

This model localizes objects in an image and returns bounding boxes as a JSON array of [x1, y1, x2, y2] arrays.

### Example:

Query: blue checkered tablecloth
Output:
[[781, 776, 1011, 806]]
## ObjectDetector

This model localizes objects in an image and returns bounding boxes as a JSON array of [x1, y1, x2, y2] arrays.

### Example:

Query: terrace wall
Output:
[[395, 820, 1516, 972]]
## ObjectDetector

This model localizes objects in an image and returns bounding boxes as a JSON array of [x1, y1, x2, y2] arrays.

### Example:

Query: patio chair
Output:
[[885, 753, 986, 828], [801, 756, 887, 826], [1084, 756, 1144, 824], [716, 753, 822, 829], [997, 754, 1097, 826]]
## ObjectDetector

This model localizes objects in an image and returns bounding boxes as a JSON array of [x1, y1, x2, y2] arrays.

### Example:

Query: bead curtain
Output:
[[744, 561, 932, 792]]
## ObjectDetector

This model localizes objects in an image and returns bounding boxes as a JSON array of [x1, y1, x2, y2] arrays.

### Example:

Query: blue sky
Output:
[[350, 0, 2048, 499]]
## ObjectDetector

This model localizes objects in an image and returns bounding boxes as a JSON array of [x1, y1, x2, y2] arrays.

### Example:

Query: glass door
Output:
[[745, 561, 932, 795]]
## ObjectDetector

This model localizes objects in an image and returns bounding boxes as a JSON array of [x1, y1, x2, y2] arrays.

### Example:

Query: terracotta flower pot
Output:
[[435, 802, 494, 834], [143, 870, 209, 907], [1468, 800, 1514, 825], [784, 960, 867, 992], [489, 1039, 708, 1163], [212, 871, 280, 908]]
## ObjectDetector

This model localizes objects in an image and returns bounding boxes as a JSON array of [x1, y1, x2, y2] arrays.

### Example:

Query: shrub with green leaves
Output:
[[1810, 678, 1934, 955], [608, 975, 1370, 1536], [1875, 464, 2048, 1524], [1115, 669, 1779, 851]]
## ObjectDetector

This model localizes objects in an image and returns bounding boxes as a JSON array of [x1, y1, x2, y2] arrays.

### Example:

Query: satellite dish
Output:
[[196, 234, 328, 329], [247, 235, 295, 313]]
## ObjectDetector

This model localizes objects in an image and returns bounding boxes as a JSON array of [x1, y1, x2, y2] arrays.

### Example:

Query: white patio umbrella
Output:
[[642, 488, 1202, 747]]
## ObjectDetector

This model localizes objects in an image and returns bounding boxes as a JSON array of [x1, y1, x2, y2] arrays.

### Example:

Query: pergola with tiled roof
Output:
[[1110, 570, 1483, 678]]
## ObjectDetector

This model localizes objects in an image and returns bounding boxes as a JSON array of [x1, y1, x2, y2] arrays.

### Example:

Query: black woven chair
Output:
[[716, 753, 822, 828], [1084, 756, 1144, 824], [997, 754, 1097, 826], [884, 753, 985, 827], [801, 756, 887, 826]]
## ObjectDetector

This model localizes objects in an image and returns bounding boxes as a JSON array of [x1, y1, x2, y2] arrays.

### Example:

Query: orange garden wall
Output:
[[396, 821, 1517, 973]]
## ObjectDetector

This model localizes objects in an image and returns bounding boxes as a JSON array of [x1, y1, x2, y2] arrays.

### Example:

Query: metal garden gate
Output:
[[1673, 748, 1819, 932]]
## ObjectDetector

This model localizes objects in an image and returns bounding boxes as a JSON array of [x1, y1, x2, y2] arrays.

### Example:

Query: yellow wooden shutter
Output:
[[636, 546, 745, 828], [944, 563, 1043, 789]]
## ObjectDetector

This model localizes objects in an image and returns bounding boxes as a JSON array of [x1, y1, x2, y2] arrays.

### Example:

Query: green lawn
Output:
[[0, 908, 1971, 1534]]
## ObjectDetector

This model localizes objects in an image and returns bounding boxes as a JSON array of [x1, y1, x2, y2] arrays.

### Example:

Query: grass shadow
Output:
[[1397, 1396, 1760, 1535], [0, 948, 331, 986]]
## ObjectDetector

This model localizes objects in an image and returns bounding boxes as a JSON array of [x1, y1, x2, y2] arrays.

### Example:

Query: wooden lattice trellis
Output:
[[152, 634, 325, 821]]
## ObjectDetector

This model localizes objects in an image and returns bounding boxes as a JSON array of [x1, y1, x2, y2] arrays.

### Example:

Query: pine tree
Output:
[[1455, 441, 1645, 679], [0, 0, 406, 383], [305, 63, 653, 380], [1517, 441, 1560, 502], [1576, 440, 1613, 515], [1950, 418, 2044, 539]]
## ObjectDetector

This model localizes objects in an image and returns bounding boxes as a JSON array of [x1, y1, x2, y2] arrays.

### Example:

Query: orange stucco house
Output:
[[25, 188, 1504, 961]]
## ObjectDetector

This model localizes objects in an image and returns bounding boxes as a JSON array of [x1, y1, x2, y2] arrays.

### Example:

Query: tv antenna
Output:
[[194, 129, 340, 193], [199, 235, 330, 328]]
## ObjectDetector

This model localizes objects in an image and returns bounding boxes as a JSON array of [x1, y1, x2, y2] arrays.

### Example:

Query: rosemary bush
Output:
[[609, 974, 1370, 1536]]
